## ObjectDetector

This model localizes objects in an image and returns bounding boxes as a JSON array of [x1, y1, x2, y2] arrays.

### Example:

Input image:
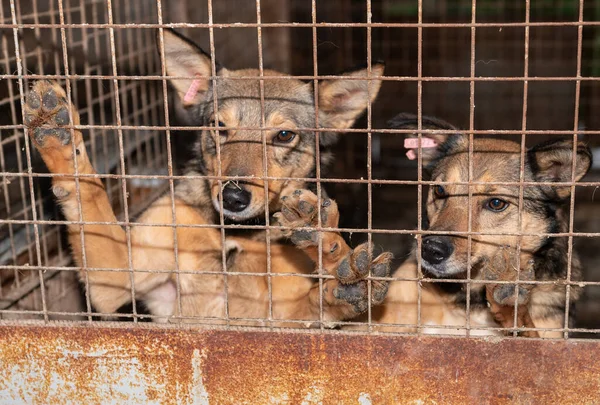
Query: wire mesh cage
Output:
[[0, 0, 599, 340], [3, 0, 600, 403]]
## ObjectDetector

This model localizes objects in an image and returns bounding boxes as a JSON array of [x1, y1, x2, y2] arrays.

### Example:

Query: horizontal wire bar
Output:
[[3, 73, 600, 82], [1, 310, 597, 338], [2, 171, 600, 188], [2, 123, 599, 135], [0, 264, 596, 286], [1, 218, 599, 237], [2, 21, 600, 29]]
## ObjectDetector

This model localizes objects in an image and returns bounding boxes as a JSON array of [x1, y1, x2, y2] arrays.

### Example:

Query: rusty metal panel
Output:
[[1, 324, 599, 404]]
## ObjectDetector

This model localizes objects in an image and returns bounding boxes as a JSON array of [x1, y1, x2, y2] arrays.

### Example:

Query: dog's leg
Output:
[[275, 189, 393, 321], [24, 81, 165, 313]]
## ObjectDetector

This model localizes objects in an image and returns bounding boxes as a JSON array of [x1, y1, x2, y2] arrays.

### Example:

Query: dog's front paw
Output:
[[275, 189, 393, 315], [25, 81, 78, 148], [275, 188, 339, 244], [330, 242, 393, 312], [483, 249, 535, 307]]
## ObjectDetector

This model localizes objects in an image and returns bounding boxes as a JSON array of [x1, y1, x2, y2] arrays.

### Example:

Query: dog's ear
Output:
[[157, 29, 222, 107], [317, 63, 384, 131], [529, 139, 592, 199], [388, 113, 466, 165]]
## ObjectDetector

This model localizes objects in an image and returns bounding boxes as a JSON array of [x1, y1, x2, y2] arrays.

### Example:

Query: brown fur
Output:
[[364, 113, 592, 338], [24, 29, 391, 326]]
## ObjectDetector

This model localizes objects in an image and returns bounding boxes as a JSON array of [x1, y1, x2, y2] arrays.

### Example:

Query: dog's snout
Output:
[[222, 184, 251, 212], [422, 236, 454, 265]]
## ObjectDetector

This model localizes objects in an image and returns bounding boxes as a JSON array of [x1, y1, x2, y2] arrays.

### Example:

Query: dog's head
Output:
[[392, 113, 592, 278], [159, 29, 384, 222]]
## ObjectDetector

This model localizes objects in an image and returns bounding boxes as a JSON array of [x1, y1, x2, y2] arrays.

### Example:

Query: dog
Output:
[[367, 113, 592, 338], [22, 28, 392, 326]]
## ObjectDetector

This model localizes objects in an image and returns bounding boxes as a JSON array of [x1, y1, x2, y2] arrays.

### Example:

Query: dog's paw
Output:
[[274, 188, 339, 245], [484, 256, 535, 307], [24, 81, 78, 151], [274, 189, 393, 315], [331, 243, 393, 312]]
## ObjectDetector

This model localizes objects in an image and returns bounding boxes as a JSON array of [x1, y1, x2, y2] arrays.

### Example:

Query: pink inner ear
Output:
[[184, 78, 202, 104]]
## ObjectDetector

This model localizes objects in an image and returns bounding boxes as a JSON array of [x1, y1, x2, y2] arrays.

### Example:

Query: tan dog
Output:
[[367, 113, 591, 338], [23, 29, 392, 326]]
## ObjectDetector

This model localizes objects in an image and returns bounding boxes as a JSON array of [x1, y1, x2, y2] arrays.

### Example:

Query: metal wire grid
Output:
[[0, 0, 167, 319], [0, 0, 598, 338]]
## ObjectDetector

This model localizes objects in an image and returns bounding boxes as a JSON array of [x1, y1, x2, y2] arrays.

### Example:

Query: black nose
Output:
[[222, 185, 251, 212], [422, 236, 454, 265]]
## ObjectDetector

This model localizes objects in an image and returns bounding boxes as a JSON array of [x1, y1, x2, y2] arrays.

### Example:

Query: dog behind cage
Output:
[[2, 0, 600, 403]]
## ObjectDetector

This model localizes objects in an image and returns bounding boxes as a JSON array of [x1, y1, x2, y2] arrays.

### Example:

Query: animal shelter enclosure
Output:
[[2, 0, 600, 402]]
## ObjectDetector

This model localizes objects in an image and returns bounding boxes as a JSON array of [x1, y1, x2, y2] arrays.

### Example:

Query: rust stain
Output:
[[0, 325, 599, 404]]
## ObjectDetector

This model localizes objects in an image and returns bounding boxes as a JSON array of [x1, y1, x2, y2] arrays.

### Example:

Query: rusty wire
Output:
[[0, 0, 598, 338]]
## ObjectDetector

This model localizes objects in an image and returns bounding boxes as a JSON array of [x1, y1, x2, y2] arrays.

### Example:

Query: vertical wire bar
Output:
[[80, 0, 98, 171], [92, 3, 113, 206], [1, 3, 34, 278], [106, 0, 138, 322], [465, 0, 477, 336], [57, 0, 92, 322], [18, 0, 52, 301], [48, 0, 62, 75], [31, 0, 49, 284], [0, 136, 18, 267], [415, 0, 423, 334], [515, 0, 531, 336], [156, 0, 183, 322], [365, 0, 374, 332], [0, 10, 20, 277], [124, 3, 143, 183], [86, 0, 105, 320], [9, 0, 48, 322], [206, 0, 231, 326], [311, 0, 325, 330], [255, 0, 274, 328], [564, 0, 585, 340], [31, 0, 44, 88]]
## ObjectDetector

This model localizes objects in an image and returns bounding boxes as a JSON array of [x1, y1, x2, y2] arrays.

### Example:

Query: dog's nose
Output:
[[422, 236, 454, 265], [222, 185, 251, 212]]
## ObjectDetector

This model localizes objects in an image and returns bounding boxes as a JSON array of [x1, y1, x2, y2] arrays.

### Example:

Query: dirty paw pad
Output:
[[333, 278, 390, 313], [24, 81, 75, 148], [274, 189, 339, 244], [335, 243, 393, 285]]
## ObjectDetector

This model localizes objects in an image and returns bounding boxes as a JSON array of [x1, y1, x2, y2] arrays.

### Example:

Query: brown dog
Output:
[[23, 28, 392, 326], [367, 113, 591, 338]]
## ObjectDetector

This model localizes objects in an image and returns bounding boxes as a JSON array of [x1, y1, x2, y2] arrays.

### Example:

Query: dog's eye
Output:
[[433, 185, 447, 198], [486, 198, 509, 212], [210, 121, 226, 136], [275, 130, 296, 143]]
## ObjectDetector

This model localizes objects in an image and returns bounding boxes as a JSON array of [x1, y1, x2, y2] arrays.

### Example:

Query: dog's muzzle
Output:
[[221, 183, 251, 213], [422, 235, 454, 268]]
